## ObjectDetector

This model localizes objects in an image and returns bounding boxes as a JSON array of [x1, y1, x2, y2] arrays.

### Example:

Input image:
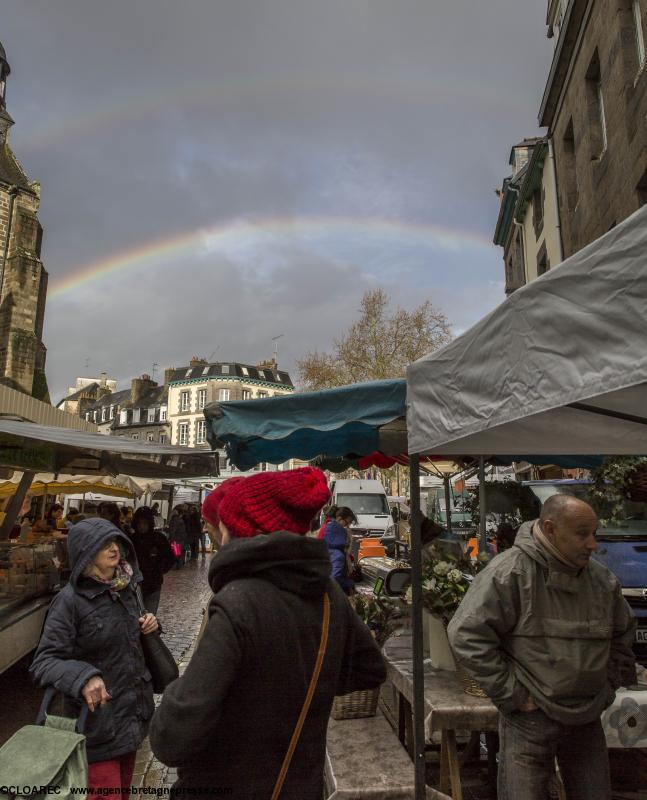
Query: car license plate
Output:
[[636, 629, 647, 643]]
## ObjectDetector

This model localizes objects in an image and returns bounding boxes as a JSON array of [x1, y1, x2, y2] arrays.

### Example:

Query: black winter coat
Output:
[[30, 518, 155, 763], [149, 532, 386, 800], [130, 529, 175, 595]]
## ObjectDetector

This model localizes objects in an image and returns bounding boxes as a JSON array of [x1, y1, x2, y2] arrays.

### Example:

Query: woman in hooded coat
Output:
[[31, 517, 158, 799], [150, 468, 386, 800]]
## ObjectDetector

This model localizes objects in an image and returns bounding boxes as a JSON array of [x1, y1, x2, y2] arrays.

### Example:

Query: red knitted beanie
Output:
[[217, 467, 331, 538], [201, 477, 245, 528]]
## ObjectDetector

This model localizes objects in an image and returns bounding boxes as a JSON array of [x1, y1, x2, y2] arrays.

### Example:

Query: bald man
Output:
[[448, 495, 636, 800]]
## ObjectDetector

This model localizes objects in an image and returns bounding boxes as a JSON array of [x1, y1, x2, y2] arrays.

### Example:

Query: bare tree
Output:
[[297, 288, 451, 390]]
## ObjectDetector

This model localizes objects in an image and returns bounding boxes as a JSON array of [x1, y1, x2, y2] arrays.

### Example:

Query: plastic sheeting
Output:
[[407, 205, 647, 455]]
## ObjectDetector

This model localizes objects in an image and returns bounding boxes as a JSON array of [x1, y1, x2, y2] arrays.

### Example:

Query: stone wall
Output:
[[551, 0, 647, 257], [0, 183, 49, 397]]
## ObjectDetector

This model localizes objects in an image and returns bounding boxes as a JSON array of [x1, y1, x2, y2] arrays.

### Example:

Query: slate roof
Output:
[[55, 382, 100, 407], [168, 362, 293, 387], [85, 389, 131, 413], [121, 385, 167, 410]]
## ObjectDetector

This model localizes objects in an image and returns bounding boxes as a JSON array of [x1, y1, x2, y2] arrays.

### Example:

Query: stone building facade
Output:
[[167, 357, 294, 450], [540, 0, 647, 257], [0, 41, 49, 399]]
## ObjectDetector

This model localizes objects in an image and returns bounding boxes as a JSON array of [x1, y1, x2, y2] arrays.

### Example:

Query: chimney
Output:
[[256, 358, 278, 371], [99, 372, 107, 387], [164, 367, 175, 386], [131, 374, 157, 406], [190, 356, 208, 367]]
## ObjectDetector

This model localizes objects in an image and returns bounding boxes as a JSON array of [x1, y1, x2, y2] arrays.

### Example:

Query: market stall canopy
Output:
[[0, 472, 144, 499], [205, 379, 408, 471], [0, 420, 217, 478], [407, 204, 647, 456]]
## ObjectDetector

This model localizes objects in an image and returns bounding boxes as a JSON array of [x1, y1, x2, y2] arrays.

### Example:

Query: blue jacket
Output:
[[324, 520, 354, 594], [30, 518, 154, 763]]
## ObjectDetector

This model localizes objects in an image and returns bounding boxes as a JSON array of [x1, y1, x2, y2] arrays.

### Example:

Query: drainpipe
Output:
[[547, 138, 564, 263], [0, 184, 18, 301], [512, 217, 528, 286]]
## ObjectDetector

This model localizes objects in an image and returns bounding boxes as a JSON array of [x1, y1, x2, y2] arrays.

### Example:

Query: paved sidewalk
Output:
[[132, 554, 213, 792]]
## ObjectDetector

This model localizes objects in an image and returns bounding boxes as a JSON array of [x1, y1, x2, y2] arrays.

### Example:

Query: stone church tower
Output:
[[0, 40, 49, 400]]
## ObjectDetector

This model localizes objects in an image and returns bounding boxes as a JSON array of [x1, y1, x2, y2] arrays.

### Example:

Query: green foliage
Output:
[[589, 456, 647, 523], [349, 593, 400, 646], [461, 480, 539, 527], [404, 550, 490, 624]]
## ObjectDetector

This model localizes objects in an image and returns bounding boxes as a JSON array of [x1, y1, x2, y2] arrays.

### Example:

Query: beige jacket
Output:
[[448, 521, 636, 725]]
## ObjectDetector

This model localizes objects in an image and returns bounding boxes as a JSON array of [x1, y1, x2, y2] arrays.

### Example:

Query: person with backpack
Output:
[[150, 468, 386, 800]]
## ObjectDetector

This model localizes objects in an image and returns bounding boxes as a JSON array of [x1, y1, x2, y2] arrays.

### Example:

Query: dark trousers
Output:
[[143, 589, 161, 615], [498, 709, 611, 800]]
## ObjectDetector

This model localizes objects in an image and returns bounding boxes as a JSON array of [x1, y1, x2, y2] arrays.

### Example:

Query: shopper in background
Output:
[[31, 517, 157, 800], [168, 505, 188, 567], [185, 505, 202, 560], [151, 502, 165, 531], [130, 506, 175, 614], [45, 503, 65, 530], [150, 468, 386, 799], [324, 506, 357, 596]]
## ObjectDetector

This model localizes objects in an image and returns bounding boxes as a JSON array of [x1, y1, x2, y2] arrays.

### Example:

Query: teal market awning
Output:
[[204, 379, 407, 471], [204, 378, 607, 473]]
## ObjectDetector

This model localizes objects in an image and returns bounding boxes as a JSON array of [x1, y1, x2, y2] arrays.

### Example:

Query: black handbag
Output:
[[135, 585, 179, 693]]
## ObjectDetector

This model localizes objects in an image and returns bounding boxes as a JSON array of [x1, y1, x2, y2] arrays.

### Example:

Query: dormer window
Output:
[[241, 367, 249, 376], [202, 366, 209, 375], [222, 365, 230, 374]]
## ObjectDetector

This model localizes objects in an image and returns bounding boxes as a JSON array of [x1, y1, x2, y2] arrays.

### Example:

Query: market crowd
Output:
[[24, 470, 638, 800]]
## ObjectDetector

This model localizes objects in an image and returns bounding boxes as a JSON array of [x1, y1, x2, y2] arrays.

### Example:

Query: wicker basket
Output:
[[331, 687, 380, 720], [627, 466, 647, 502], [457, 665, 488, 698]]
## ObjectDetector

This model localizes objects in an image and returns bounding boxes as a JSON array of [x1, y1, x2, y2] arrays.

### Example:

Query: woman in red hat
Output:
[[150, 467, 386, 800]]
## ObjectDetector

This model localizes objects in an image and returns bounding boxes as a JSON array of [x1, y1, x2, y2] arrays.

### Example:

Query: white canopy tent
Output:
[[407, 204, 647, 457], [403, 204, 647, 799]]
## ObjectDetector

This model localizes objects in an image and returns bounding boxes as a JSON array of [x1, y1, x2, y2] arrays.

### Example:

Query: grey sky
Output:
[[2, 1, 553, 401]]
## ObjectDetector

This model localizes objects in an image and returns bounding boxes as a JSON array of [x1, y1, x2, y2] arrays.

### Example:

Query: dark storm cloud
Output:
[[2, 1, 553, 398]]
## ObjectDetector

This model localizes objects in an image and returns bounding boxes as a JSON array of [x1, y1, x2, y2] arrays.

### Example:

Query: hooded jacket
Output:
[[448, 521, 636, 726], [30, 518, 154, 763], [149, 532, 386, 800], [324, 519, 354, 594]]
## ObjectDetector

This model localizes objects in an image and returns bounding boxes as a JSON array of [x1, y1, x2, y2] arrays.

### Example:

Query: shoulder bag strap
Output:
[[270, 591, 331, 800]]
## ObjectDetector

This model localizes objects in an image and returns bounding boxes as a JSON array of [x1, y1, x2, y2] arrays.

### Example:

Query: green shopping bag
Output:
[[0, 688, 88, 800]]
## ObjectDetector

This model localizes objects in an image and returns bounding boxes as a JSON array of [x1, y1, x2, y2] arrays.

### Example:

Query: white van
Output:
[[329, 479, 396, 554]]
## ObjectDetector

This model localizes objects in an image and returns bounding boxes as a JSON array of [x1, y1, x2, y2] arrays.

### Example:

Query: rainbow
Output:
[[17, 75, 524, 154], [47, 216, 496, 300]]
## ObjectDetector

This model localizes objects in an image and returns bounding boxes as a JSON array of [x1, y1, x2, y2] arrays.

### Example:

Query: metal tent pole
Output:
[[479, 456, 487, 553], [409, 454, 427, 799], [443, 475, 453, 534]]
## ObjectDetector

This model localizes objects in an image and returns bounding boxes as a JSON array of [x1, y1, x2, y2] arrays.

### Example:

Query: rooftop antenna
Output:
[[208, 346, 220, 363], [272, 334, 284, 362]]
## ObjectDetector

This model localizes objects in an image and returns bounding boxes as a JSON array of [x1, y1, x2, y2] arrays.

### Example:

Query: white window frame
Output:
[[93, 410, 98, 422], [218, 388, 230, 402], [241, 367, 249, 376], [178, 422, 189, 446], [635, 0, 646, 70], [242, 389, 251, 400], [202, 366, 209, 375], [119, 409, 128, 425], [132, 408, 141, 424], [222, 365, 230, 374], [109, 405, 115, 419], [147, 408, 156, 423], [180, 391, 191, 412], [160, 407, 167, 422], [132, 433, 139, 440], [85, 412, 91, 421], [147, 433, 155, 442], [197, 389, 207, 410], [159, 433, 167, 444], [196, 419, 207, 444], [101, 407, 107, 422]]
